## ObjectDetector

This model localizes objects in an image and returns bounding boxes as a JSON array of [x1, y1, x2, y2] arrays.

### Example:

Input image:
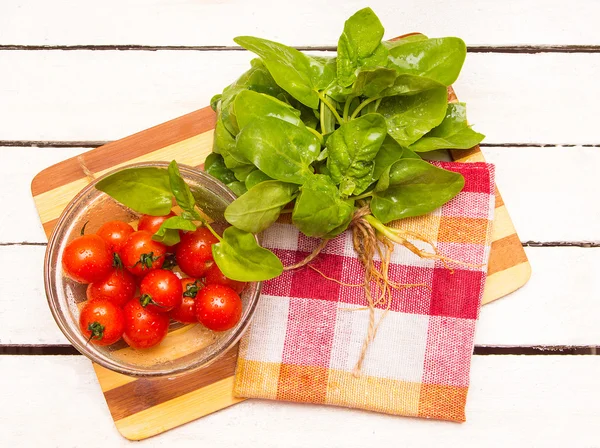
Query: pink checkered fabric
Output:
[[234, 162, 495, 422]]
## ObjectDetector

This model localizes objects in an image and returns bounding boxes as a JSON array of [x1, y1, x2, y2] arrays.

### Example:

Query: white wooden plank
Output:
[[3, 146, 599, 245], [1, 244, 599, 346], [1, 0, 599, 46], [481, 146, 600, 243], [1, 51, 599, 144], [0, 147, 88, 245], [1, 355, 598, 446]]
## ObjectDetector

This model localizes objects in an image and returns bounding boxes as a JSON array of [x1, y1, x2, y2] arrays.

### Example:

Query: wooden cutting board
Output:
[[31, 105, 530, 440]]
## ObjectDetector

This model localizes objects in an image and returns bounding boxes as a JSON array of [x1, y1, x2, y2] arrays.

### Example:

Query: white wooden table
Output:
[[1, 1, 599, 446]]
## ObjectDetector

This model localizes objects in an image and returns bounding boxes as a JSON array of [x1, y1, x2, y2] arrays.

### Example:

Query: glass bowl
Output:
[[44, 162, 261, 377]]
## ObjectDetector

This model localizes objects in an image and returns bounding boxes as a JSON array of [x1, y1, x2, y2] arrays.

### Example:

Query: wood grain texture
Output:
[[3, 52, 600, 144], [30, 101, 530, 438], [3, 355, 600, 447], [2, 0, 599, 46]]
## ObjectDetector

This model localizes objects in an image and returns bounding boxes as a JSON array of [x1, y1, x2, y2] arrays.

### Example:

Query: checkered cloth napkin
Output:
[[234, 161, 495, 422]]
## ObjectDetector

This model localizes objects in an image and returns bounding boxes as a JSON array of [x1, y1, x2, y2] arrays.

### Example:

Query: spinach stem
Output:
[[351, 191, 374, 201], [364, 214, 398, 241], [319, 100, 326, 133], [343, 96, 354, 122], [317, 91, 343, 125], [351, 97, 380, 120], [306, 126, 324, 143], [374, 98, 382, 112]]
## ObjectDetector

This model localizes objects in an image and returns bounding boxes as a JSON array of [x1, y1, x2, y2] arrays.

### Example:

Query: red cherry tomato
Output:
[[96, 220, 134, 253], [139, 269, 183, 313], [86, 268, 137, 307], [175, 228, 219, 278], [204, 262, 246, 294], [79, 299, 125, 346], [138, 212, 176, 235], [120, 231, 167, 276], [62, 234, 113, 284], [195, 284, 242, 332], [122, 298, 170, 349], [169, 278, 203, 324]]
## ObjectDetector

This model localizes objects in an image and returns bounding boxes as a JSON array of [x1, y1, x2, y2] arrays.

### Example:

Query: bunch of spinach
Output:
[[205, 7, 484, 281]]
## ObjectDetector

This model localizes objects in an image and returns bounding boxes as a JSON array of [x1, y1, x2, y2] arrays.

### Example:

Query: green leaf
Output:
[[378, 87, 448, 146], [219, 58, 283, 135], [380, 74, 445, 97], [236, 117, 320, 184], [226, 181, 247, 196], [382, 34, 429, 49], [225, 180, 298, 233], [210, 94, 222, 112], [96, 167, 172, 216], [409, 103, 485, 152], [234, 36, 320, 109], [168, 161, 199, 219], [372, 135, 406, 183], [212, 227, 283, 281], [245, 170, 273, 190], [204, 153, 237, 184], [371, 159, 464, 223], [387, 37, 467, 86], [233, 90, 303, 130], [337, 7, 386, 87], [292, 175, 354, 238], [213, 114, 251, 171], [152, 216, 197, 246], [352, 67, 398, 98], [309, 55, 337, 91], [326, 113, 387, 195]]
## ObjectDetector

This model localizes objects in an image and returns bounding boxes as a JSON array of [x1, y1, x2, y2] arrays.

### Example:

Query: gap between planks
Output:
[[1, 44, 600, 53], [3, 141, 600, 149], [1, 345, 598, 356]]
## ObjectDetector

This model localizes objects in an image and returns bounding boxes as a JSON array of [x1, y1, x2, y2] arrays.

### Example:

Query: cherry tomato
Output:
[[86, 268, 137, 307], [79, 299, 124, 346], [122, 298, 170, 349], [195, 284, 242, 332], [62, 234, 113, 284], [139, 269, 183, 313], [175, 228, 219, 278], [96, 220, 134, 253], [120, 231, 167, 276], [204, 262, 246, 294], [138, 212, 176, 235], [169, 278, 203, 324]]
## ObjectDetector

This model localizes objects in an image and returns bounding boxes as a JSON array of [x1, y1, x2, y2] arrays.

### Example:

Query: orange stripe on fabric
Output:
[[276, 364, 328, 404], [437, 216, 490, 245], [418, 383, 468, 422]]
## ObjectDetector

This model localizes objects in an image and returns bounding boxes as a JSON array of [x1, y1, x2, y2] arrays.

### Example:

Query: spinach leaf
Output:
[[213, 114, 251, 171], [380, 74, 445, 97], [96, 167, 172, 216], [231, 164, 256, 182], [292, 175, 354, 238], [219, 58, 283, 135], [309, 55, 337, 91], [152, 216, 197, 246], [326, 113, 387, 195], [382, 33, 428, 49], [212, 227, 283, 281], [337, 7, 386, 87], [371, 159, 464, 223], [236, 117, 320, 184], [409, 102, 485, 152], [233, 90, 303, 130], [204, 153, 237, 185], [378, 86, 448, 146], [225, 180, 298, 233], [372, 136, 423, 190], [352, 67, 398, 97], [210, 94, 222, 112], [168, 160, 200, 220], [226, 181, 248, 197], [234, 36, 320, 109], [387, 37, 466, 86], [245, 170, 273, 190]]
